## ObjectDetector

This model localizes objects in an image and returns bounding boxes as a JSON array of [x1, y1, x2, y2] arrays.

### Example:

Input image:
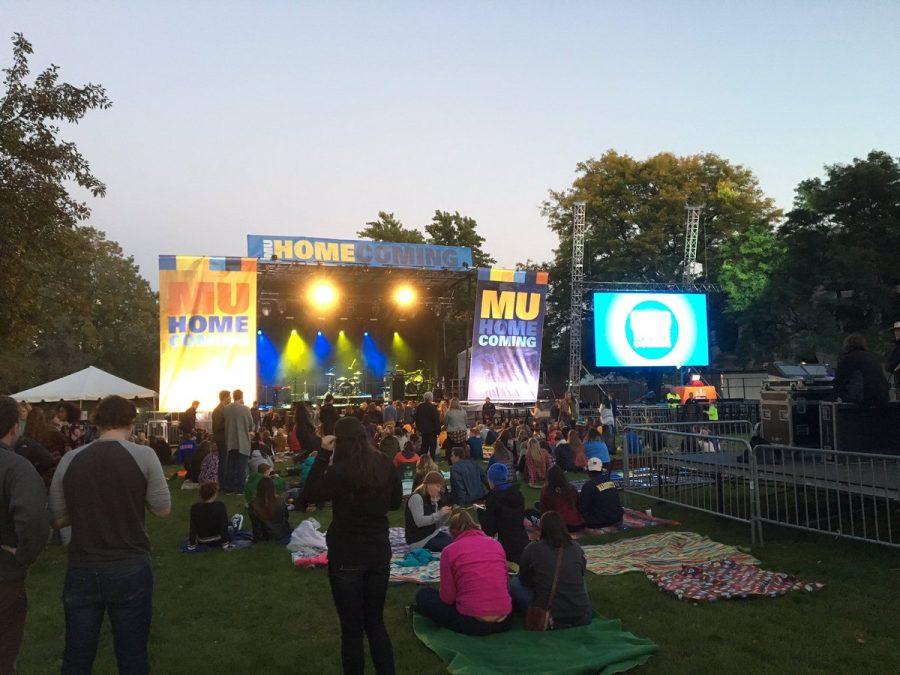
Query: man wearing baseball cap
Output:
[[577, 458, 623, 529]]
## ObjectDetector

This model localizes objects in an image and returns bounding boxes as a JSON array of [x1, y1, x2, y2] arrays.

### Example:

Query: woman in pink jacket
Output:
[[411, 511, 512, 635]]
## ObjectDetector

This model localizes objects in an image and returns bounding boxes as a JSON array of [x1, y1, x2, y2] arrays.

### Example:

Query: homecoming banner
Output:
[[467, 268, 549, 402], [158, 256, 257, 411], [247, 235, 472, 272]]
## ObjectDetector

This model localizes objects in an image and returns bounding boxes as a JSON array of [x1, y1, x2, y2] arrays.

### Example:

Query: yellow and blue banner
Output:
[[247, 235, 472, 272], [158, 255, 257, 411], [467, 268, 549, 402]]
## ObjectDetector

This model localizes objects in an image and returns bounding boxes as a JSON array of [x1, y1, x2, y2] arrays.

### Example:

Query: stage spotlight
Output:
[[364, 331, 369, 337], [257, 329, 262, 336], [308, 281, 338, 310], [339, 329, 345, 336], [317, 330, 322, 336], [394, 285, 416, 307], [291, 329, 298, 335]]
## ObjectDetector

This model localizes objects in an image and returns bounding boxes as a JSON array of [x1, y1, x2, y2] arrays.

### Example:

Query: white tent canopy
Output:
[[10, 366, 157, 403]]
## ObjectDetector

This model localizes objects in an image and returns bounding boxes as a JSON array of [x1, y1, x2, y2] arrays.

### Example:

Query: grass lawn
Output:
[[18, 465, 900, 674]]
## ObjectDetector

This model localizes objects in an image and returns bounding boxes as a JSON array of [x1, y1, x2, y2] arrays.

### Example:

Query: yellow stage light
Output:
[[394, 285, 415, 307], [308, 281, 338, 310]]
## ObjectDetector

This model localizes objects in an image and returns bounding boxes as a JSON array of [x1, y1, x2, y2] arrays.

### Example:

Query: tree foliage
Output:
[[357, 211, 425, 243], [425, 210, 495, 268], [0, 34, 158, 393]]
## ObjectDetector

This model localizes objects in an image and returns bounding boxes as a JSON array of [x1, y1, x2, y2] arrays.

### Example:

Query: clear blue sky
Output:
[[7, 1, 900, 287]]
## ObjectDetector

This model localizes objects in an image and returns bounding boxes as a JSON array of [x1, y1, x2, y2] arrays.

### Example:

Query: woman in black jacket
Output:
[[478, 462, 529, 564], [302, 416, 402, 675]]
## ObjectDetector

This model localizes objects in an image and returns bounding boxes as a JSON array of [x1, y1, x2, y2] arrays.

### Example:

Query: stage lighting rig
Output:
[[308, 280, 338, 311], [393, 285, 416, 307]]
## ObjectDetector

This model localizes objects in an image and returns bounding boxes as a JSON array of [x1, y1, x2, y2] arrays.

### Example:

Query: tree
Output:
[[425, 210, 495, 268], [734, 151, 900, 363], [357, 211, 425, 243], [540, 150, 781, 381], [0, 33, 111, 369]]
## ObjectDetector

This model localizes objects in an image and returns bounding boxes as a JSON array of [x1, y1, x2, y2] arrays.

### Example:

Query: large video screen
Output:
[[593, 292, 709, 368]]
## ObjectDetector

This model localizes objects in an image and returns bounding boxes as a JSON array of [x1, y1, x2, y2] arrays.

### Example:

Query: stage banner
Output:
[[467, 268, 549, 402], [247, 235, 472, 272], [158, 255, 257, 411]]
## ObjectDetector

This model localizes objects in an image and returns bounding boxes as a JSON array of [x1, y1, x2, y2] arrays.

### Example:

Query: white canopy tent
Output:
[[10, 366, 158, 404]]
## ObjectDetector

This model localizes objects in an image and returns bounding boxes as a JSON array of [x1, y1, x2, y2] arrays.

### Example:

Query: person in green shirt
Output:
[[705, 403, 719, 421], [244, 463, 285, 504]]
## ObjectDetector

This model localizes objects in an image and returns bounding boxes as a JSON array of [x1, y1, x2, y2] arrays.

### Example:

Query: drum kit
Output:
[[329, 369, 363, 397]]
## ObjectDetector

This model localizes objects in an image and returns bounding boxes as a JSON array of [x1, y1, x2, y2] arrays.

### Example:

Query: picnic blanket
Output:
[[179, 531, 254, 553], [524, 508, 679, 541], [291, 546, 328, 568], [389, 527, 410, 558], [390, 557, 441, 584], [582, 531, 759, 576], [646, 559, 825, 601], [413, 614, 656, 674]]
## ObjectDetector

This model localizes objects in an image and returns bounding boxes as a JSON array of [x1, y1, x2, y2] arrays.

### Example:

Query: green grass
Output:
[[18, 467, 900, 674]]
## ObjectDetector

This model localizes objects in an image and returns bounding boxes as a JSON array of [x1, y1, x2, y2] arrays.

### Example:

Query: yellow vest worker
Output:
[[666, 392, 680, 409], [706, 403, 719, 421]]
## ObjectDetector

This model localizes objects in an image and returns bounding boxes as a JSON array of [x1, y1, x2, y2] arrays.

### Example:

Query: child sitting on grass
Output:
[[188, 482, 234, 549], [244, 463, 285, 505]]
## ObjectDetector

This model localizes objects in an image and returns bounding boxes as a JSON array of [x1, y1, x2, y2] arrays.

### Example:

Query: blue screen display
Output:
[[593, 292, 709, 367]]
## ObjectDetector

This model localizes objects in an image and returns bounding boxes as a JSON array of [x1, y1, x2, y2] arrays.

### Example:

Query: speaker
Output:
[[391, 375, 406, 402]]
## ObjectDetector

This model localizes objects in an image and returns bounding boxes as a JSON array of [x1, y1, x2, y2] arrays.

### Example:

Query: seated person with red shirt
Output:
[[526, 465, 584, 532]]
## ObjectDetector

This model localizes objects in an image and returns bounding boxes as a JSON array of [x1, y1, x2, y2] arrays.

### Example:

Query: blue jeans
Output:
[[216, 442, 228, 485], [328, 561, 395, 675], [414, 587, 512, 636], [225, 451, 248, 493], [62, 562, 153, 675], [508, 576, 534, 613]]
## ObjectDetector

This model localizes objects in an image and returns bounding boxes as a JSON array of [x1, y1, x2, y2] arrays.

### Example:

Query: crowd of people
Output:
[[0, 387, 628, 675]]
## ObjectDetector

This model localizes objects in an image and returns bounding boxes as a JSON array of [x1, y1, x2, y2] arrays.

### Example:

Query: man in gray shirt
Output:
[[50, 395, 170, 674], [0, 396, 49, 674], [223, 389, 253, 493]]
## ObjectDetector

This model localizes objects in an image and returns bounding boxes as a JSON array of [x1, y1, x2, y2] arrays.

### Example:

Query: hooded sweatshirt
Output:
[[478, 483, 529, 563]]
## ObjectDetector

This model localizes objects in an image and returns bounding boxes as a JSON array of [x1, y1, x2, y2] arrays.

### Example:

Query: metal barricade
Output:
[[752, 444, 900, 548], [622, 423, 758, 543], [617, 405, 677, 427], [626, 419, 752, 438]]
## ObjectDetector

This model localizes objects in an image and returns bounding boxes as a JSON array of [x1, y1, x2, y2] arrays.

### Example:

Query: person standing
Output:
[[319, 394, 340, 436], [49, 395, 171, 674], [415, 392, 441, 460], [224, 389, 254, 494], [833, 333, 889, 407], [211, 390, 231, 486], [382, 400, 398, 426], [250, 401, 261, 432], [444, 398, 469, 450], [0, 396, 49, 675], [481, 397, 496, 425], [179, 400, 200, 436], [302, 416, 402, 675], [887, 321, 900, 399]]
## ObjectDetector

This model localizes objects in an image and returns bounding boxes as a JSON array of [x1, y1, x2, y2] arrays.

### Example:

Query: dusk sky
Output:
[[7, 1, 899, 287]]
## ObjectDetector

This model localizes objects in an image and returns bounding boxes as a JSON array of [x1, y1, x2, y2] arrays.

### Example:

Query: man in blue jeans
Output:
[[50, 395, 171, 674], [223, 389, 254, 493]]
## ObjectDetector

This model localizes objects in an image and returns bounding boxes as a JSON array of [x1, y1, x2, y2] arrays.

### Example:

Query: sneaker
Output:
[[231, 514, 244, 531]]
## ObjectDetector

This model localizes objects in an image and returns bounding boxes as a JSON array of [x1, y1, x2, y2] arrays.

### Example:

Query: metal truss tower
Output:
[[682, 204, 703, 284], [567, 201, 587, 396]]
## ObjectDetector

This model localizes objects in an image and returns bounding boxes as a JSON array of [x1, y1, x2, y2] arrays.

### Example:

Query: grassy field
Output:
[[18, 465, 900, 674]]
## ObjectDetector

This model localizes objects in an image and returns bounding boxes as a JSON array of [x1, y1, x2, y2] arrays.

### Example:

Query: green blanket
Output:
[[413, 615, 656, 674]]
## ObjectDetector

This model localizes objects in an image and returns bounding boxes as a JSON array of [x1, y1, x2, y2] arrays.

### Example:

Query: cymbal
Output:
[[353, 370, 362, 375], [336, 377, 348, 382]]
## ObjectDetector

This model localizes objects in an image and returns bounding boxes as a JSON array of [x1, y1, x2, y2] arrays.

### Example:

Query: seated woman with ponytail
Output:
[[249, 476, 292, 543], [405, 471, 453, 551], [411, 511, 512, 636]]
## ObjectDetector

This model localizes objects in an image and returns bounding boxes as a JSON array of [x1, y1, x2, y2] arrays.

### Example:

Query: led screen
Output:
[[593, 292, 709, 367]]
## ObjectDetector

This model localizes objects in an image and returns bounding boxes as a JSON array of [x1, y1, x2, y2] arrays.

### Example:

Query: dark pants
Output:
[[225, 450, 248, 493], [328, 561, 395, 675], [421, 433, 438, 459], [0, 579, 26, 675], [415, 587, 512, 636], [423, 531, 452, 552], [216, 439, 228, 486], [62, 562, 153, 675]]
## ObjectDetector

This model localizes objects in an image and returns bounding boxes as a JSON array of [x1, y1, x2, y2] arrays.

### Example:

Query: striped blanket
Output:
[[523, 508, 679, 541], [582, 531, 759, 576]]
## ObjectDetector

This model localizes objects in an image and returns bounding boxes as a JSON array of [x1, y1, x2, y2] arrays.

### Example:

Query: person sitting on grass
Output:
[[244, 463, 285, 505], [393, 440, 420, 470], [411, 511, 512, 635], [405, 471, 453, 551], [526, 465, 584, 532], [379, 434, 401, 461], [413, 452, 440, 492], [583, 427, 610, 464], [510, 511, 593, 629], [578, 458, 623, 529], [568, 429, 587, 471], [188, 482, 231, 548], [186, 439, 213, 484], [478, 463, 529, 564], [197, 441, 219, 484], [249, 476, 292, 543], [523, 437, 553, 487], [553, 429, 576, 472], [449, 446, 488, 506], [466, 426, 484, 461], [488, 438, 515, 475]]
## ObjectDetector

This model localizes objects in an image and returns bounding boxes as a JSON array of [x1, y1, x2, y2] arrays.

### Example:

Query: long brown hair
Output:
[[24, 408, 49, 444], [334, 427, 390, 492], [525, 437, 544, 463], [568, 429, 585, 454], [539, 511, 572, 549], [449, 510, 478, 537], [253, 477, 280, 521]]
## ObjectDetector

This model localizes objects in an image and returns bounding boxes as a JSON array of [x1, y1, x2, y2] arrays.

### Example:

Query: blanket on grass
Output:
[[582, 531, 759, 576], [413, 614, 656, 674], [291, 546, 328, 568], [524, 508, 679, 541], [646, 559, 824, 601], [390, 557, 441, 584], [389, 527, 411, 558], [179, 531, 254, 553]]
